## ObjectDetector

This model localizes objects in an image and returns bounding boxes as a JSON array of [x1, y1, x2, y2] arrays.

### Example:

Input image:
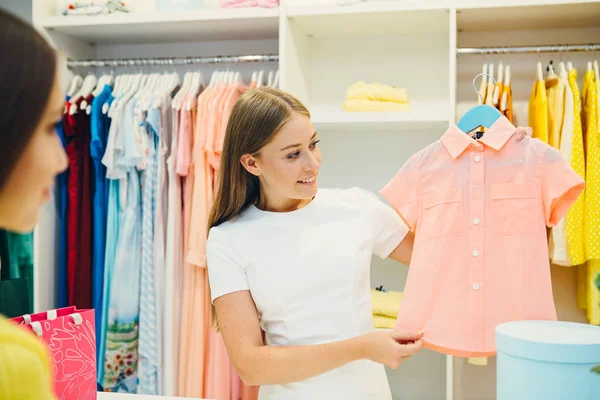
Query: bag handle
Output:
[[69, 313, 83, 326], [30, 321, 42, 338], [27, 313, 84, 338]]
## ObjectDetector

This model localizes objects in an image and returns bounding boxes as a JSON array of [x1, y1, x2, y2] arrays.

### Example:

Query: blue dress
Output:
[[90, 84, 113, 360], [102, 98, 143, 393], [97, 91, 115, 386], [138, 106, 160, 394]]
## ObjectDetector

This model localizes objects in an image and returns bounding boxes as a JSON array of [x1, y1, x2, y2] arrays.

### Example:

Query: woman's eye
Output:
[[287, 151, 300, 159], [309, 140, 320, 149]]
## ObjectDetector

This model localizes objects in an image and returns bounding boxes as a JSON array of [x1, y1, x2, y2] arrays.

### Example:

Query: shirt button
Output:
[[472, 283, 480, 291], [474, 155, 481, 162], [473, 218, 480, 225], [472, 250, 480, 257]]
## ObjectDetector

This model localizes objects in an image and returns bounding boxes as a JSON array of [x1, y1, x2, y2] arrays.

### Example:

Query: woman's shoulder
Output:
[[319, 186, 378, 205]]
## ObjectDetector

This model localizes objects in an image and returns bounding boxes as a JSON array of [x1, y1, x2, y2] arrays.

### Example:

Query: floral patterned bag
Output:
[[13, 309, 96, 400]]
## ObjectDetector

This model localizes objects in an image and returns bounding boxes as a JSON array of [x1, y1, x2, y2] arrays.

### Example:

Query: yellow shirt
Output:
[[529, 78, 549, 143], [371, 289, 403, 318], [343, 99, 410, 112], [0, 317, 56, 400], [345, 81, 409, 103], [566, 68, 586, 268], [582, 70, 600, 324], [546, 73, 566, 149]]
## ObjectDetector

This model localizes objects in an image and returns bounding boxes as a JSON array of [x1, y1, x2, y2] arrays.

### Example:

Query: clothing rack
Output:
[[457, 43, 600, 55], [66, 54, 279, 69]]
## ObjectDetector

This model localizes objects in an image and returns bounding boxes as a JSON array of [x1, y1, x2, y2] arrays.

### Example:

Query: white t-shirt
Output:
[[206, 187, 409, 400]]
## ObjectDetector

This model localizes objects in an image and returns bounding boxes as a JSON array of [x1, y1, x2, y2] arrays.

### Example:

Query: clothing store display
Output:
[[343, 81, 409, 112], [57, 105, 70, 309], [207, 187, 409, 400], [550, 64, 575, 266], [381, 116, 584, 357], [138, 105, 161, 395], [344, 99, 410, 112], [58, 69, 275, 397], [373, 315, 396, 329], [546, 70, 565, 150], [346, 81, 409, 103], [0, 279, 30, 318], [500, 83, 513, 123], [371, 289, 403, 329], [582, 69, 600, 325], [65, 95, 94, 310], [0, 230, 33, 313], [565, 69, 588, 314], [91, 85, 113, 357], [529, 76, 549, 144], [371, 289, 403, 318], [59, 0, 130, 16], [220, 0, 279, 8]]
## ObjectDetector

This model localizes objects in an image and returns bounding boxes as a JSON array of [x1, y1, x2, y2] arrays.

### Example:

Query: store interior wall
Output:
[[0, 0, 32, 21]]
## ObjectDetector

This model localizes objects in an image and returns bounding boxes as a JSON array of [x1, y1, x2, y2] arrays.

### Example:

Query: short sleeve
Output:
[[540, 145, 585, 226], [380, 155, 420, 231], [357, 188, 409, 259], [206, 229, 250, 303]]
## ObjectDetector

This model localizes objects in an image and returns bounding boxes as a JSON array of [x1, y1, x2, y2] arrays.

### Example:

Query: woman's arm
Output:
[[214, 290, 422, 386], [388, 230, 414, 265]]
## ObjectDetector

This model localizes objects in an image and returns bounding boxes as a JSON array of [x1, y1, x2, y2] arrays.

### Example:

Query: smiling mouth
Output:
[[298, 176, 317, 184]]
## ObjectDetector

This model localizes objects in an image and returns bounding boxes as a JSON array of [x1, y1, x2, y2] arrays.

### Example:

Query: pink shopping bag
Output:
[[17, 308, 97, 400], [10, 306, 76, 325]]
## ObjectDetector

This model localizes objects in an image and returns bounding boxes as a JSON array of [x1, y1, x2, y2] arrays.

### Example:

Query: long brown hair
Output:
[[208, 87, 310, 230], [207, 86, 310, 325], [0, 8, 57, 190]]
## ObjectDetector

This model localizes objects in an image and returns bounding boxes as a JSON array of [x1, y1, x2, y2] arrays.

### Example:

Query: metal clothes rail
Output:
[[66, 54, 279, 68], [457, 43, 600, 55]]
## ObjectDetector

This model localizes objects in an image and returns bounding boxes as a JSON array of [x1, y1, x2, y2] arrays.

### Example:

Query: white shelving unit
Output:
[[30, 0, 600, 399], [40, 8, 279, 43]]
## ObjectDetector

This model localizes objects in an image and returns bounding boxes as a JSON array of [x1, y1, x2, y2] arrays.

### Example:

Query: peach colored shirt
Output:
[[381, 116, 585, 357], [205, 83, 228, 170]]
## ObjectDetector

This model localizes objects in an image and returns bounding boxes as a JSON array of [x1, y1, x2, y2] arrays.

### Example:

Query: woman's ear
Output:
[[240, 154, 261, 177]]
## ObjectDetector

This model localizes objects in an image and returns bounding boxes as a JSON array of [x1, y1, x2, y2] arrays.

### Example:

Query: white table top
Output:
[[98, 393, 212, 400]]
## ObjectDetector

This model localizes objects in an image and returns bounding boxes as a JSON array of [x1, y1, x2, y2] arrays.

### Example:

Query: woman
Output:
[[0, 8, 68, 400], [207, 87, 532, 399]]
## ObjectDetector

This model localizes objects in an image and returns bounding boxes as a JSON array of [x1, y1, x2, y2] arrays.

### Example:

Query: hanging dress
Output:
[[582, 69, 600, 325]]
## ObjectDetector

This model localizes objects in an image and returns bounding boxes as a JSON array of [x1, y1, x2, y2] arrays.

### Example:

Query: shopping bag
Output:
[[18, 308, 97, 400], [10, 306, 76, 325]]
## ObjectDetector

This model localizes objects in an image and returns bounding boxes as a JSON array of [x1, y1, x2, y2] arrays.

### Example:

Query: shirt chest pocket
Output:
[[420, 188, 463, 241], [490, 183, 540, 235]]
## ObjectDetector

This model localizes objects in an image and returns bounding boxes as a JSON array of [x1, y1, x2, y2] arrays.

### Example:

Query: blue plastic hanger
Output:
[[457, 72, 502, 136]]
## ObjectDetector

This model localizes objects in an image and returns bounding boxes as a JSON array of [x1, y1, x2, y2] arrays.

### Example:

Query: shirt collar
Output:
[[441, 115, 516, 159]]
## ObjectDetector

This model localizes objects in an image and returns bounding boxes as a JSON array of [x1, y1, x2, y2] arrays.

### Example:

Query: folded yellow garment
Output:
[[343, 99, 410, 112], [371, 289, 403, 318], [373, 315, 396, 329], [346, 81, 409, 103]]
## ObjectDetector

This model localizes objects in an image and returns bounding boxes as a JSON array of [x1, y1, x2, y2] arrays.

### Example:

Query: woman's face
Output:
[[243, 113, 321, 211], [0, 74, 68, 232]]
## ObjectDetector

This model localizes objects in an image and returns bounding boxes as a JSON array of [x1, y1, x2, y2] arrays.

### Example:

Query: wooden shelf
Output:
[[41, 8, 279, 44], [310, 100, 449, 131]]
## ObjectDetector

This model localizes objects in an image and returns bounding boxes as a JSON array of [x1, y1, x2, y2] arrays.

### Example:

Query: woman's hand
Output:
[[363, 330, 423, 369]]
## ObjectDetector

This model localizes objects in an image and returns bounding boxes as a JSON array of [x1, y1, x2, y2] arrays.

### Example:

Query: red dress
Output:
[[64, 95, 94, 309]]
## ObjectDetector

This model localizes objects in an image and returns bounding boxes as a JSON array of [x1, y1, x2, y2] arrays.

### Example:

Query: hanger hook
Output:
[[472, 72, 497, 104]]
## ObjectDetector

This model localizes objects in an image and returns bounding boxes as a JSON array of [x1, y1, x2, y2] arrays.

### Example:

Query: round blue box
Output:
[[496, 320, 600, 400]]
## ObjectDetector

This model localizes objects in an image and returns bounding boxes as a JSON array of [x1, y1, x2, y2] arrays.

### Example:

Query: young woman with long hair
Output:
[[206, 87, 532, 399], [0, 7, 68, 400]]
